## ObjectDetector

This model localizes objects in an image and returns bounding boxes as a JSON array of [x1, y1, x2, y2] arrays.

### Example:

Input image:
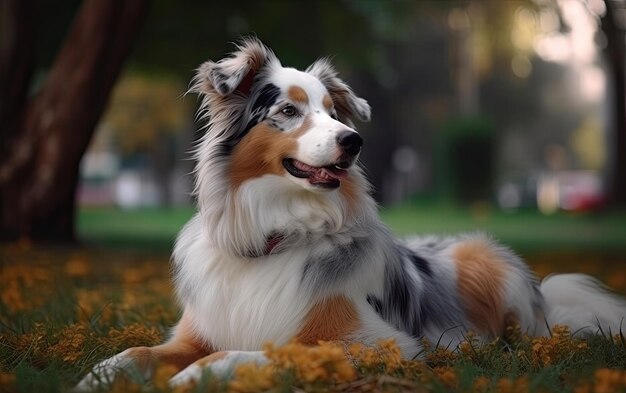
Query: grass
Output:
[[77, 207, 193, 250], [382, 203, 626, 252], [1, 244, 626, 393], [77, 203, 626, 252], [2, 204, 626, 392]]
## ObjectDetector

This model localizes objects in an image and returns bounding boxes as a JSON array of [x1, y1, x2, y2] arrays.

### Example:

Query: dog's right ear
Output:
[[306, 58, 371, 126], [193, 37, 278, 97]]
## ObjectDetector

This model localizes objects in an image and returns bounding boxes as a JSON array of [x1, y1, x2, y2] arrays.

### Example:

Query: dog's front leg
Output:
[[75, 313, 210, 391], [168, 350, 268, 387]]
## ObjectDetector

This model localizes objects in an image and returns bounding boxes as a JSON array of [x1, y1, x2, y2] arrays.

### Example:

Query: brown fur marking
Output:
[[229, 117, 311, 188], [288, 86, 309, 104], [339, 176, 360, 216], [122, 311, 212, 374], [296, 295, 360, 345], [195, 351, 229, 367], [323, 94, 333, 110], [453, 239, 507, 336], [327, 86, 354, 120]]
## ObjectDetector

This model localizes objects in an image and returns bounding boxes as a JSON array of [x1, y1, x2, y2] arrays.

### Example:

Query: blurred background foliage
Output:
[[1, 0, 625, 250]]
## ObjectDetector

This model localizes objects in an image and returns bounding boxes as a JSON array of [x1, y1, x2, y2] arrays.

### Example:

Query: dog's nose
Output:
[[336, 130, 363, 156]]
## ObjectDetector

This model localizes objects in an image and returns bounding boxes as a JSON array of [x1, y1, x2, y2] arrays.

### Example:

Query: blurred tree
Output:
[[602, 1, 626, 206], [0, 0, 151, 242], [103, 74, 192, 206]]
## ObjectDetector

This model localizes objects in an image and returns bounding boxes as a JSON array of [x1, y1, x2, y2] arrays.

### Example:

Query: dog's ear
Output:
[[306, 58, 371, 125], [194, 37, 278, 97]]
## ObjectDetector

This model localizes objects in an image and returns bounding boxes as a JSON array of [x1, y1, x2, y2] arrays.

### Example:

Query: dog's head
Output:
[[191, 37, 371, 192]]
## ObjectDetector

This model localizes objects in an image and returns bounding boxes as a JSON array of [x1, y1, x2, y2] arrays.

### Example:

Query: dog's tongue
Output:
[[316, 166, 348, 180], [292, 160, 348, 182], [308, 166, 348, 185]]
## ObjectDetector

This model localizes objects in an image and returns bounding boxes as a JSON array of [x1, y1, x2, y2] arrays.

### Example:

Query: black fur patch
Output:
[[382, 260, 423, 337], [367, 245, 464, 339], [408, 251, 432, 277], [239, 83, 281, 137], [216, 83, 281, 156], [367, 295, 383, 314], [252, 84, 281, 114], [218, 82, 230, 94]]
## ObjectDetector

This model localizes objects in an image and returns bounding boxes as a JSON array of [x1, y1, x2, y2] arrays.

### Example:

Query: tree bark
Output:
[[602, 4, 626, 207], [0, 0, 151, 242], [0, 0, 36, 143]]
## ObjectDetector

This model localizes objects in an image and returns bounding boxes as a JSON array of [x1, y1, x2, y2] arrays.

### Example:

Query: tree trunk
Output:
[[0, 0, 151, 242], [0, 0, 36, 143], [602, 4, 626, 207]]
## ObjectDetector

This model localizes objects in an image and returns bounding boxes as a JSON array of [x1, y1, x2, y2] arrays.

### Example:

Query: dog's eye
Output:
[[281, 105, 297, 117]]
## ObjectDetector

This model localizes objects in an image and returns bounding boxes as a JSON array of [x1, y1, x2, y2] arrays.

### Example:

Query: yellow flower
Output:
[[49, 324, 88, 364], [426, 347, 458, 367], [496, 378, 514, 393], [574, 383, 592, 393], [376, 338, 403, 372], [433, 366, 457, 389], [592, 368, 626, 393], [230, 363, 276, 392], [348, 339, 406, 373], [102, 323, 163, 352], [0, 264, 51, 311], [153, 364, 179, 390], [108, 377, 142, 393], [472, 376, 490, 393], [65, 257, 91, 277], [495, 377, 528, 393], [0, 373, 16, 388], [261, 340, 356, 385], [1, 282, 26, 311], [529, 325, 589, 367]]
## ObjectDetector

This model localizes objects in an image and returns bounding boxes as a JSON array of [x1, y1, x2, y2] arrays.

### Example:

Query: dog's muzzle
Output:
[[336, 130, 363, 157]]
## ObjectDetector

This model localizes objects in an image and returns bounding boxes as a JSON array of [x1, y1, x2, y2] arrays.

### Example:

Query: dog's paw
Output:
[[74, 353, 129, 392], [168, 362, 204, 387], [74, 347, 150, 392], [168, 351, 268, 388]]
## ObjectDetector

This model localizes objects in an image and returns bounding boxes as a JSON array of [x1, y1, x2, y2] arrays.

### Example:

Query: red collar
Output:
[[263, 234, 284, 255]]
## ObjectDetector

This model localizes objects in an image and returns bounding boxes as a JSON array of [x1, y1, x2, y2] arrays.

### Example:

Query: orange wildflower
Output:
[[433, 366, 458, 389], [65, 257, 91, 277], [472, 375, 491, 393], [495, 376, 528, 393]]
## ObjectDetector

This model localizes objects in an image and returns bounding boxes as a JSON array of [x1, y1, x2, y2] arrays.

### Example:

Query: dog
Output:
[[76, 37, 626, 390]]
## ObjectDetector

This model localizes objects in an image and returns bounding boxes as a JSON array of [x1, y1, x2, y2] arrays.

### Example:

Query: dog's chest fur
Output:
[[172, 205, 382, 351], [174, 219, 312, 350]]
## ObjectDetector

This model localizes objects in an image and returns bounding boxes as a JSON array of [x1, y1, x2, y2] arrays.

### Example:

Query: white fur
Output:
[[169, 351, 268, 387], [173, 176, 407, 351], [270, 67, 353, 165], [74, 350, 149, 392], [542, 274, 626, 335], [270, 67, 362, 191]]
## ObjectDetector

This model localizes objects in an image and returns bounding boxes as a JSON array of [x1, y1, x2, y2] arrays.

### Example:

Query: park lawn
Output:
[[77, 204, 626, 252], [1, 205, 626, 392]]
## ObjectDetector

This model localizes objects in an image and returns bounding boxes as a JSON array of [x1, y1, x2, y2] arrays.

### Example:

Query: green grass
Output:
[[381, 203, 626, 252], [78, 204, 626, 253], [77, 207, 194, 249], [1, 246, 626, 393]]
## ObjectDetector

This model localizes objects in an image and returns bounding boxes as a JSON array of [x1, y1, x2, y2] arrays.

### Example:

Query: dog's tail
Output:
[[540, 273, 626, 336]]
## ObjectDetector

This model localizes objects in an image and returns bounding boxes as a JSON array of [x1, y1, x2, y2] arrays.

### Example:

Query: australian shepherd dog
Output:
[[77, 37, 626, 390]]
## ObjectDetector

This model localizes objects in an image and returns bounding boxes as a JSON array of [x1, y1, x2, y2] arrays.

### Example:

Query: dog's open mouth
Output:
[[283, 158, 349, 188]]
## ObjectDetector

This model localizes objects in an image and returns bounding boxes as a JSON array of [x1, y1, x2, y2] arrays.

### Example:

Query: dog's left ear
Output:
[[194, 37, 278, 97], [306, 58, 371, 125]]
